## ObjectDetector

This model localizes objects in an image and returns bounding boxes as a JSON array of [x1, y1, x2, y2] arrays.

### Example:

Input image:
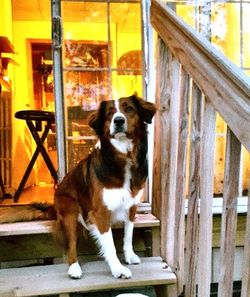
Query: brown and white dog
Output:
[[0, 94, 156, 280], [54, 94, 156, 279]]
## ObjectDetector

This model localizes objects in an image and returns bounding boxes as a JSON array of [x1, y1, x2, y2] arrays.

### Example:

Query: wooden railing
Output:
[[150, 1, 250, 297]]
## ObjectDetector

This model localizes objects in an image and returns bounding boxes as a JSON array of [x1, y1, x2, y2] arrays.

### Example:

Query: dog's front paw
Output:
[[68, 262, 83, 279], [111, 264, 132, 279], [124, 251, 141, 265]]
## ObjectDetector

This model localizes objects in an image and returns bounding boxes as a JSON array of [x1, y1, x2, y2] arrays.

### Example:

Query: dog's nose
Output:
[[113, 116, 125, 127]]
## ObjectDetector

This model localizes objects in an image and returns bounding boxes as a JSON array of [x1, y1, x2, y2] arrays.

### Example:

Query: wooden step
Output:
[[0, 257, 176, 297], [0, 213, 160, 237], [0, 214, 161, 264]]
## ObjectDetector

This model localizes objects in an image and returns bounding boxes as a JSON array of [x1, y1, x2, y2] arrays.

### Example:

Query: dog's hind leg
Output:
[[55, 196, 82, 279], [63, 212, 82, 279]]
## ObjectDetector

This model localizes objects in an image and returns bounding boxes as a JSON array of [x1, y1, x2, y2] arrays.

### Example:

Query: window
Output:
[[52, 1, 153, 200], [60, 1, 144, 170]]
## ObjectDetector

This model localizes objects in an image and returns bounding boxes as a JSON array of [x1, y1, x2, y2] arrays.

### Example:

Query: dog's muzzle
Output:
[[111, 115, 127, 135]]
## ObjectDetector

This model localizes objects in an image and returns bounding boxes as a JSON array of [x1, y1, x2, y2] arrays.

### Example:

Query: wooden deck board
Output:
[[0, 257, 176, 297], [0, 214, 160, 237]]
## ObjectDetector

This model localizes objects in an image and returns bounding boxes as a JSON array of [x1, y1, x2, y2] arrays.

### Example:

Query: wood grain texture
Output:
[[174, 68, 190, 295], [218, 129, 241, 297], [152, 37, 180, 297], [198, 100, 216, 297], [0, 214, 160, 237], [185, 82, 203, 297], [152, 37, 172, 260], [0, 257, 176, 297], [164, 45, 181, 269], [241, 196, 250, 297], [151, 0, 250, 151], [152, 37, 167, 224]]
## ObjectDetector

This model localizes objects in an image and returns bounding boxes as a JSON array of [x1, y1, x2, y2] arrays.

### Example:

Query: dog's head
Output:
[[88, 94, 156, 140]]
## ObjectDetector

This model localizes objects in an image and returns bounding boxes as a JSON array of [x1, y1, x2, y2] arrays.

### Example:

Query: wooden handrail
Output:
[[151, 1, 250, 297], [151, 0, 250, 151]]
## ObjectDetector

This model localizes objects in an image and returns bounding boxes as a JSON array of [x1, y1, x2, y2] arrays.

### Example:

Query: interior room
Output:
[[0, 0, 144, 205]]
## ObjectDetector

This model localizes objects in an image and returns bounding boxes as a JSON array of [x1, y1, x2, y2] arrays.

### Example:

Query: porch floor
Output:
[[0, 184, 55, 206]]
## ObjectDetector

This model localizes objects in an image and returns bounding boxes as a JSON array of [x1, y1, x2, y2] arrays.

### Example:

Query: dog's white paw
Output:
[[68, 262, 83, 279], [111, 264, 132, 279], [124, 251, 141, 265]]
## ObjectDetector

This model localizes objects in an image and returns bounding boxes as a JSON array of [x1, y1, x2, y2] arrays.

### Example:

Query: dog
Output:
[[0, 94, 156, 280]]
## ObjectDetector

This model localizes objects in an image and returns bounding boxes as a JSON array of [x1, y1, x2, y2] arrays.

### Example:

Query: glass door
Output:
[[52, 0, 147, 177]]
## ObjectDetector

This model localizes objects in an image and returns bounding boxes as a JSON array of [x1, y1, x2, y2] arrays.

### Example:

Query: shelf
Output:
[[1, 57, 19, 69], [0, 36, 15, 54], [0, 74, 11, 91]]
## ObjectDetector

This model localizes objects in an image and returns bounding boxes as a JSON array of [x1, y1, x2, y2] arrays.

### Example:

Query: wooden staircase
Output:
[[0, 214, 177, 297], [0, 257, 176, 297]]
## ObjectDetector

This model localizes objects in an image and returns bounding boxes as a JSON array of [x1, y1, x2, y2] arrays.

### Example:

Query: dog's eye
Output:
[[125, 106, 134, 113], [107, 109, 115, 117]]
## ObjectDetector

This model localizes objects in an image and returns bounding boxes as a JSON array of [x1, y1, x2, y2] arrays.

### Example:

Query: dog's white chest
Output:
[[102, 163, 142, 223]]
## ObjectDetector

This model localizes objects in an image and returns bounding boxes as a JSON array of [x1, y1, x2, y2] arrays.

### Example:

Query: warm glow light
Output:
[[3, 75, 9, 82], [65, 31, 72, 40]]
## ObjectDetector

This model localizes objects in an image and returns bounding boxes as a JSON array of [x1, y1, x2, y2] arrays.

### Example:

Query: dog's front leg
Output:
[[92, 227, 132, 278], [123, 219, 141, 265]]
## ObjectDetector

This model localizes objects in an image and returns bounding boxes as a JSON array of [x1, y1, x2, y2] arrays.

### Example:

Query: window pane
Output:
[[62, 2, 109, 169], [62, 2, 108, 41], [112, 70, 143, 99], [110, 3, 142, 98], [110, 3, 142, 69]]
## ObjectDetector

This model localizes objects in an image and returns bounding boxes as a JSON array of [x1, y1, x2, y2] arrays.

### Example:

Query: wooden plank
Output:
[[152, 36, 179, 297], [0, 220, 53, 236], [174, 68, 190, 295], [214, 115, 226, 195], [0, 214, 160, 237], [152, 224, 161, 257], [165, 49, 181, 268], [155, 284, 178, 297], [150, 0, 250, 151], [59, 294, 70, 297], [152, 37, 171, 260], [212, 215, 246, 248], [185, 82, 203, 297], [218, 129, 241, 297], [0, 257, 176, 297], [241, 195, 250, 297], [198, 100, 216, 297], [0, 228, 148, 263]]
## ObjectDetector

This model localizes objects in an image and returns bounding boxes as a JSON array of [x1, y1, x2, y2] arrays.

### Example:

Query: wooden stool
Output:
[[14, 110, 57, 202]]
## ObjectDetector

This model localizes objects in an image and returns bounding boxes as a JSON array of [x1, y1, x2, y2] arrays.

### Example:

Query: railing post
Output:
[[241, 193, 250, 297], [185, 82, 203, 297], [198, 100, 216, 297], [218, 129, 241, 297], [153, 36, 180, 297], [174, 67, 190, 295]]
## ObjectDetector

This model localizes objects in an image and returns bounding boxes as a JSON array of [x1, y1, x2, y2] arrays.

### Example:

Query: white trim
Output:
[[185, 196, 248, 215]]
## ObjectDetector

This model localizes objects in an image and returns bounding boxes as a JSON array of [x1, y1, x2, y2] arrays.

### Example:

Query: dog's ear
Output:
[[88, 111, 100, 134], [88, 101, 106, 136], [132, 93, 156, 124]]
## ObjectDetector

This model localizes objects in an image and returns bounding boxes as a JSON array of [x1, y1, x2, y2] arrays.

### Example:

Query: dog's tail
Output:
[[0, 203, 56, 224]]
